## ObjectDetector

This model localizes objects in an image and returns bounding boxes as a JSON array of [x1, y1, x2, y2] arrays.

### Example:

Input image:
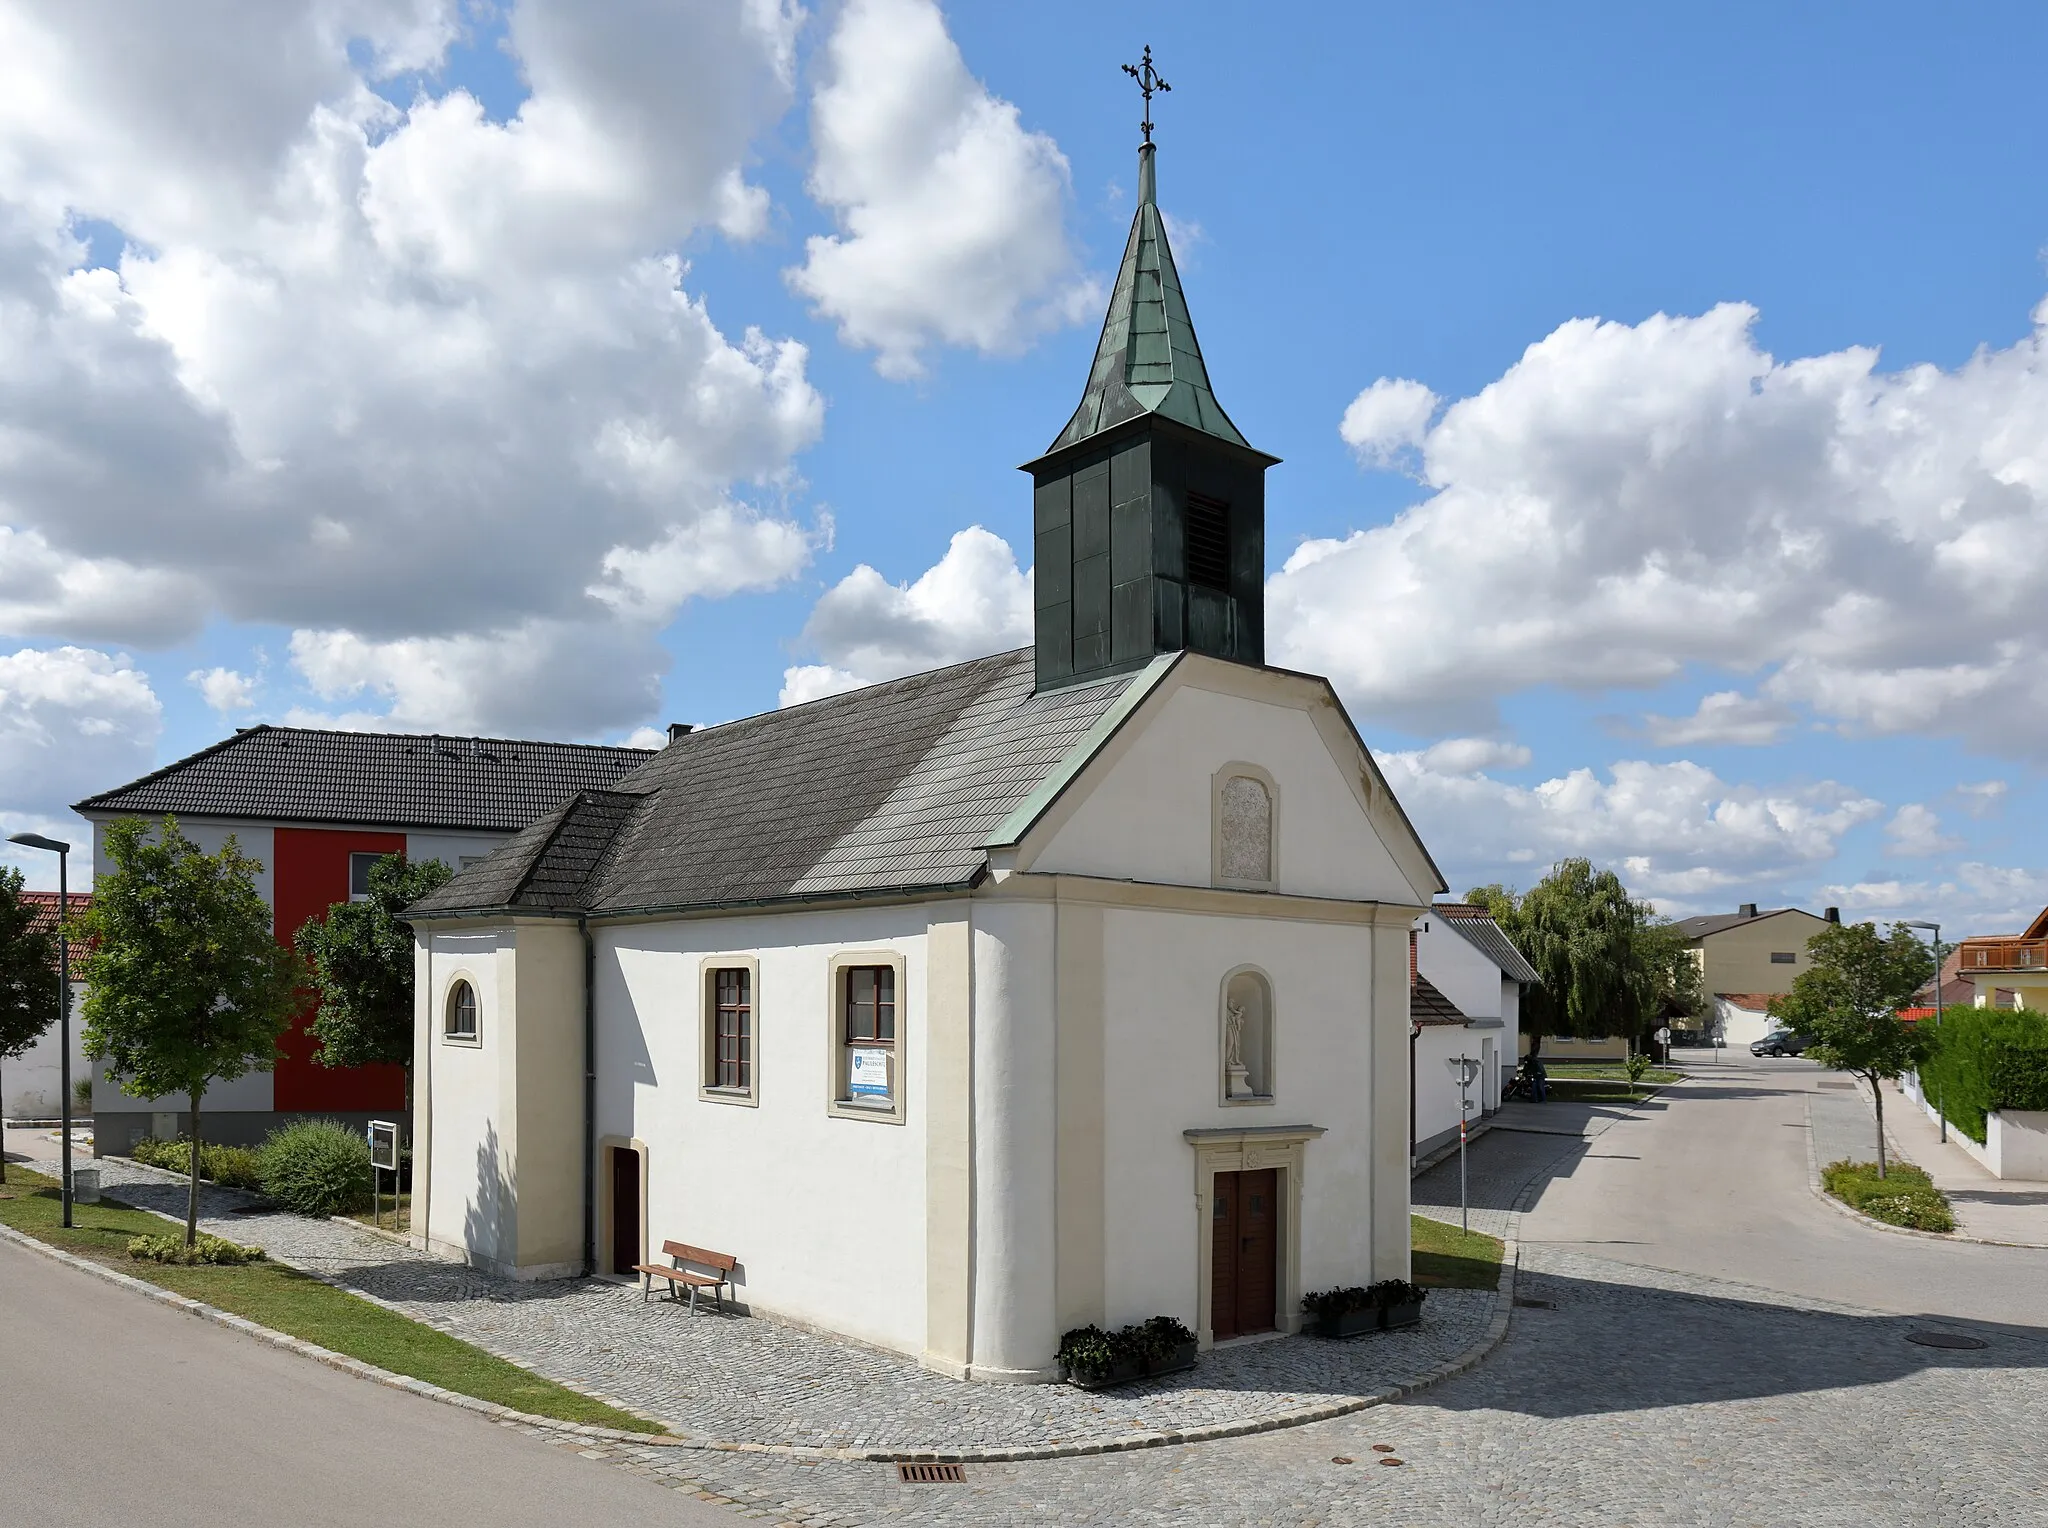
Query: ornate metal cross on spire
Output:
[[1122, 45, 1170, 144]]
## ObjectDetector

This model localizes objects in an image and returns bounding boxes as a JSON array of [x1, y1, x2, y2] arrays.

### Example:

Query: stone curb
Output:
[[1799, 1091, 2047, 1250], [14, 1160, 1525, 1465]]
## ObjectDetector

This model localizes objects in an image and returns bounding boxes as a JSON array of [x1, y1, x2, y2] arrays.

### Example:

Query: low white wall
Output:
[[1988, 1110, 2048, 1181], [3, 982, 87, 1118], [1714, 999, 1774, 1048], [1413, 1025, 1478, 1155]]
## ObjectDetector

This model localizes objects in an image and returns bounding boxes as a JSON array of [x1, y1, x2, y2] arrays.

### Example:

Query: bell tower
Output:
[[1024, 49, 1279, 692]]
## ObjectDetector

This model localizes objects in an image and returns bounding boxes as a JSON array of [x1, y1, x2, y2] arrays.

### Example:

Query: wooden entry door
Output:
[[610, 1148, 641, 1274], [1210, 1168, 1278, 1340]]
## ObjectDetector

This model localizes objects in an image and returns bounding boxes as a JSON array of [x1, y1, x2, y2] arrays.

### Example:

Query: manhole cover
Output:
[[1906, 1330, 1988, 1350], [897, 1462, 965, 1483], [1817, 1081, 1855, 1089], [1514, 1297, 1557, 1310]]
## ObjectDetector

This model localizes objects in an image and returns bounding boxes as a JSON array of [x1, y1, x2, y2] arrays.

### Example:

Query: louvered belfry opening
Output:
[[1023, 136, 1278, 692], [1183, 492, 1231, 591]]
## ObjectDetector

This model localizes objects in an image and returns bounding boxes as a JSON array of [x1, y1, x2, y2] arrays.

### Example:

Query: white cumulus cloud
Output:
[[188, 666, 258, 714], [780, 526, 1031, 705], [1638, 690, 1796, 747], [0, 1, 821, 735], [1339, 377, 1437, 466], [1274, 298, 2048, 758], [786, 0, 1096, 379], [1416, 736, 1531, 775], [1883, 803, 1963, 859]]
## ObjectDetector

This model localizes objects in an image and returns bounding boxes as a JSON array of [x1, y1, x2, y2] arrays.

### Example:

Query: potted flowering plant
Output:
[[1138, 1315, 1198, 1377], [1301, 1285, 1377, 1339], [1369, 1278, 1427, 1330], [1058, 1316, 1200, 1388]]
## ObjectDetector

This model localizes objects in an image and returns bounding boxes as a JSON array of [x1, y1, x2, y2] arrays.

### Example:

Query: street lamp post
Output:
[[1905, 920, 1944, 1144], [8, 832, 73, 1227]]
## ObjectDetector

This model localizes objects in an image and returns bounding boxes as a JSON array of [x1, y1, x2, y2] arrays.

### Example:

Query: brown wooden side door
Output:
[[611, 1147, 641, 1273], [1210, 1168, 1279, 1339]]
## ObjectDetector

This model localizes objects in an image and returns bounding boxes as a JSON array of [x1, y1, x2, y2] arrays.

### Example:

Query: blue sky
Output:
[[3, 0, 2046, 933]]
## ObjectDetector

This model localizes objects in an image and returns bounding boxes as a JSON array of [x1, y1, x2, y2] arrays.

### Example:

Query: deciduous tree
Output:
[[295, 852, 451, 1111], [1770, 921, 1935, 1177], [0, 867, 61, 1185], [78, 817, 301, 1243]]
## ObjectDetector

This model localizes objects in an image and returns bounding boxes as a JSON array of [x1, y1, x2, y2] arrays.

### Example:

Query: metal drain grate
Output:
[[898, 1463, 966, 1484], [1817, 1080, 1855, 1090], [1514, 1297, 1557, 1310]]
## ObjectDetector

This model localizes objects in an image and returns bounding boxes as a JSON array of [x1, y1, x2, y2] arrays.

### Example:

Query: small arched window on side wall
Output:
[[444, 979, 479, 1044], [1213, 764, 1277, 890], [1221, 968, 1275, 1103]]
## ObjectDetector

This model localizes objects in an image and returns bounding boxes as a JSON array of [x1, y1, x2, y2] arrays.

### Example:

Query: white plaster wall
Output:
[[1031, 682, 1420, 903], [423, 929, 512, 1268], [86, 818, 277, 1116], [1413, 1025, 1477, 1153], [1716, 998, 1774, 1047], [1096, 906, 1377, 1332], [1499, 979, 1522, 1100], [969, 899, 1058, 1376], [1413, 916, 1505, 1021], [3, 981, 87, 1117], [405, 831, 507, 873], [597, 905, 933, 1357]]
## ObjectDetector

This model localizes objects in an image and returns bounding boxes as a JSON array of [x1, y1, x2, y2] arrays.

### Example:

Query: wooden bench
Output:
[[633, 1240, 737, 1313]]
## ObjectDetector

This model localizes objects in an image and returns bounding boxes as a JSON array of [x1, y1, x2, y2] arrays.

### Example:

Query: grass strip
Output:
[[0, 1168, 662, 1432], [1821, 1159, 1955, 1233], [1411, 1213, 1504, 1290], [1540, 1064, 1683, 1084]]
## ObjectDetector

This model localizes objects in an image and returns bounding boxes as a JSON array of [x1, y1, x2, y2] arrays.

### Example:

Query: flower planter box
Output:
[[1064, 1356, 1147, 1390], [1146, 1339, 1198, 1378], [1379, 1300, 1423, 1331], [1311, 1307, 1379, 1339]]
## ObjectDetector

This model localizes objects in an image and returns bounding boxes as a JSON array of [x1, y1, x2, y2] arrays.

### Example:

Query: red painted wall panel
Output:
[[271, 827, 408, 1113]]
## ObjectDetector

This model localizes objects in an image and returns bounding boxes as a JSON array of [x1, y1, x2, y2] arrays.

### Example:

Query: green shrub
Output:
[[1917, 1006, 2048, 1143], [127, 1232, 267, 1266], [258, 1119, 373, 1217], [1056, 1315, 1197, 1376], [127, 1137, 265, 1191], [1822, 1160, 1955, 1233]]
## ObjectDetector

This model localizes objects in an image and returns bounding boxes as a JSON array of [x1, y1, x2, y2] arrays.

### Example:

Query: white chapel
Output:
[[407, 133, 1447, 1381]]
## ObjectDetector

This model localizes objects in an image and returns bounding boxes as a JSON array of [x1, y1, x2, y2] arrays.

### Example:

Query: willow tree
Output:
[[78, 817, 301, 1244]]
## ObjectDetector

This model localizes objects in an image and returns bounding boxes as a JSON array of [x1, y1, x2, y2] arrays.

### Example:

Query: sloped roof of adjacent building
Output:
[[1411, 971, 1468, 1026], [1672, 908, 1822, 940], [1430, 902, 1540, 986], [18, 891, 92, 972], [73, 726, 655, 834], [408, 648, 1151, 920]]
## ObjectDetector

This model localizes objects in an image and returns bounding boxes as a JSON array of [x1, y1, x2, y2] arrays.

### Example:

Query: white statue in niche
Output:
[[1219, 774, 1272, 884], [1224, 997, 1252, 1098]]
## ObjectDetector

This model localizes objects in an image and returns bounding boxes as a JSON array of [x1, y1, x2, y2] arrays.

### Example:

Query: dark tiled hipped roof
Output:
[[409, 649, 1144, 920], [1430, 903, 1540, 986], [1671, 908, 1816, 939], [75, 727, 655, 834]]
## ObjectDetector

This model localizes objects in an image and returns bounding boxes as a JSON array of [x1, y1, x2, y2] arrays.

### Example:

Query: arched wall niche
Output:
[[1221, 966, 1275, 1104]]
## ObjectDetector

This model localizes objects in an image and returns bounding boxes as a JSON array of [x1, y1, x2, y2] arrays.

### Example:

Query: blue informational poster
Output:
[[848, 1048, 890, 1098]]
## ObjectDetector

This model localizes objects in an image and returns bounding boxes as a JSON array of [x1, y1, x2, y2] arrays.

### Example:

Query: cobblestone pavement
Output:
[[25, 1148, 1496, 1455]]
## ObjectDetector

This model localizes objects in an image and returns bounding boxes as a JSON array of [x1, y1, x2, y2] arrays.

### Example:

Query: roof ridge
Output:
[[685, 647, 1032, 736], [228, 723, 655, 753]]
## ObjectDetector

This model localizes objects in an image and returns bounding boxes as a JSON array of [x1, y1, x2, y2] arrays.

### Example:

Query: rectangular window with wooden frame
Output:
[[700, 960, 760, 1105], [838, 963, 898, 1114]]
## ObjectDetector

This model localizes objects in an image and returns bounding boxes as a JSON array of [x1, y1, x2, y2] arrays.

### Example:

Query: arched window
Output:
[[1215, 769, 1274, 887], [1222, 969, 1274, 1101], [444, 979, 478, 1043]]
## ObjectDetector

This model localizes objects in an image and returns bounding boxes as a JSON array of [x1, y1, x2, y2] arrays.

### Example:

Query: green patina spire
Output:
[[1048, 140, 1251, 453]]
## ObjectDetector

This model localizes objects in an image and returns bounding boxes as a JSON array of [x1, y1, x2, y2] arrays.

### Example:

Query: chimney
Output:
[[1739, 903, 1759, 919], [1825, 906, 1840, 924], [666, 722, 694, 743]]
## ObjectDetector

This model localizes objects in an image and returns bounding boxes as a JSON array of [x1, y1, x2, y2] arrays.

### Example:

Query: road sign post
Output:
[[368, 1120, 400, 1230], [1448, 1055, 1482, 1234]]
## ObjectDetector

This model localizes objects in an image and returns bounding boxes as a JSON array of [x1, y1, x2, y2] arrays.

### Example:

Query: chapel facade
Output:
[[407, 135, 1445, 1380]]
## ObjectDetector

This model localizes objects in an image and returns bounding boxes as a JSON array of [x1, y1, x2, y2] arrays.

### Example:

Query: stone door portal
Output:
[[1209, 1167, 1278, 1339]]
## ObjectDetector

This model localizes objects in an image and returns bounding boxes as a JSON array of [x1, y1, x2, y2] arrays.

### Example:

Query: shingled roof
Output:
[[1430, 902, 1540, 986], [74, 726, 655, 834], [408, 648, 1153, 920], [1411, 971, 1468, 1026]]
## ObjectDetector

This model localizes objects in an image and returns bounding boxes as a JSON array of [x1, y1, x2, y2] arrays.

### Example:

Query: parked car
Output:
[[1750, 1030, 1810, 1058]]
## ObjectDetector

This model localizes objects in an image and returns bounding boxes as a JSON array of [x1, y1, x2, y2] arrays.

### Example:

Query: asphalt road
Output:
[[1520, 1053, 2048, 1328], [0, 1235, 731, 1528]]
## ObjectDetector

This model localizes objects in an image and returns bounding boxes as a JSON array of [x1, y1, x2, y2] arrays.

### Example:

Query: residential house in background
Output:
[[1411, 901, 1536, 1158], [72, 726, 653, 1151], [0, 892, 90, 1120], [1675, 903, 1838, 1046], [1956, 906, 2048, 1012]]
